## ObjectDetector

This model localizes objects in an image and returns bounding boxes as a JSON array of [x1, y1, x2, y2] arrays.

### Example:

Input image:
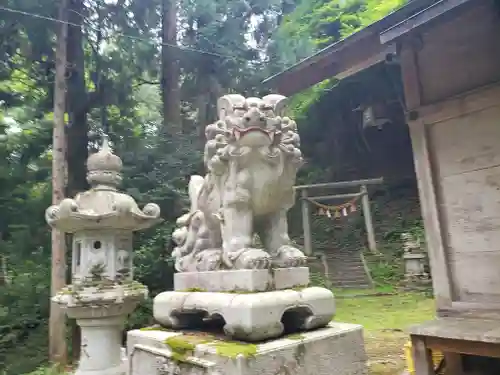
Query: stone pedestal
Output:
[[403, 252, 426, 276], [76, 316, 126, 375], [127, 323, 367, 375], [174, 267, 310, 293], [53, 283, 147, 375], [154, 268, 334, 342], [403, 252, 431, 288]]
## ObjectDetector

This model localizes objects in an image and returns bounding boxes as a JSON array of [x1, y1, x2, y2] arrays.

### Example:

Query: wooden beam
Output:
[[380, 0, 476, 45], [361, 185, 378, 254], [400, 43, 423, 110], [425, 337, 500, 358], [301, 190, 313, 256], [273, 35, 391, 96], [306, 193, 363, 201], [408, 119, 453, 308], [411, 335, 434, 375], [263, 0, 438, 94], [273, 61, 340, 97], [295, 177, 383, 191], [444, 353, 464, 375], [417, 81, 500, 125], [335, 44, 397, 80]]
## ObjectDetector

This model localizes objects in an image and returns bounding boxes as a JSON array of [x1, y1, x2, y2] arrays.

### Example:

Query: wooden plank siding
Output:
[[430, 105, 500, 304], [408, 84, 500, 313], [414, 0, 500, 105]]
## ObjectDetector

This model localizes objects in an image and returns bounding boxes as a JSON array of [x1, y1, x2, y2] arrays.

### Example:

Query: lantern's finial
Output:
[[86, 134, 123, 189]]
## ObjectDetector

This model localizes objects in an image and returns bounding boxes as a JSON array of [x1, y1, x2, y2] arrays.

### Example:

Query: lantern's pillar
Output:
[[76, 316, 125, 375], [46, 135, 161, 375]]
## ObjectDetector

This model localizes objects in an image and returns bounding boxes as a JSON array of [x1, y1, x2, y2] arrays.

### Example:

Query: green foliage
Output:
[[273, 0, 408, 118], [16, 366, 66, 375]]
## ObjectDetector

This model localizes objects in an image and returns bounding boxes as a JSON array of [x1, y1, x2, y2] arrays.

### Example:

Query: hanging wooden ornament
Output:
[[342, 207, 348, 216], [350, 204, 357, 212], [326, 210, 332, 218], [334, 210, 341, 218], [318, 207, 325, 216]]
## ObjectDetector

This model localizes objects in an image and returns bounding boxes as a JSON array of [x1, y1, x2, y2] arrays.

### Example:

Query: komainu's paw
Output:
[[230, 248, 271, 270], [194, 249, 223, 271], [272, 245, 307, 268]]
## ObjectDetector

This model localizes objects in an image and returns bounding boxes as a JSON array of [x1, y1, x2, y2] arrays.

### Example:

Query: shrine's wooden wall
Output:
[[415, 0, 500, 108], [429, 91, 500, 305], [409, 85, 500, 319], [402, 0, 500, 317]]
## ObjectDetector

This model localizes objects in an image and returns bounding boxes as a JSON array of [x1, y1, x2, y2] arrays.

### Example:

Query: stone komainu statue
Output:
[[171, 94, 307, 272]]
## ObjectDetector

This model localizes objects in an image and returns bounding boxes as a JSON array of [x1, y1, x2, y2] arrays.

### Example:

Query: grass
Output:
[[335, 290, 435, 375], [19, 365, 70, 375]]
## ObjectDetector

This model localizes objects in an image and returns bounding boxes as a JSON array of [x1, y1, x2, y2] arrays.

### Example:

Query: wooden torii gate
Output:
[[295, 177, 384, 256]]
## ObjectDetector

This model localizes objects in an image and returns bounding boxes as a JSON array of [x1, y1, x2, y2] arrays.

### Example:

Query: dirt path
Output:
[[365, 330, 408, 375]]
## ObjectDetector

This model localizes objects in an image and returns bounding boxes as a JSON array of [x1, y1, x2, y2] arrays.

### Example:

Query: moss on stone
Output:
[[162, 333, 258, 360], [170, 351, 189, 363], [139, 326, 171, 332], [165, 334, 215, 354], [286, 333, 306, 340], [211, 341, 258, 358]]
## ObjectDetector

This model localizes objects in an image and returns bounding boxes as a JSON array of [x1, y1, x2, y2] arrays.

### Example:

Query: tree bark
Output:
[[65, 0, 88, 363], [66, 0, 88, 199], [50, 0, 69, 366], [161, 0, 181, 136]]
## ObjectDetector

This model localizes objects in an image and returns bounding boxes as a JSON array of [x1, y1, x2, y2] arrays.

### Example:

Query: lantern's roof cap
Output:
[[86, 135, 123, 188], [45, 135, 161, 233]]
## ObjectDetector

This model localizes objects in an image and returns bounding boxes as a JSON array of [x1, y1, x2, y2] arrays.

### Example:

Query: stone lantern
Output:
[[46, 135, 161, 375], [401, 232, 430, 287]]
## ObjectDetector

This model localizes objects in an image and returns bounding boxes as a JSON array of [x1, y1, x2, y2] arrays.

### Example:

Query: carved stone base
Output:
[[127, 322, 368, 375], [153, 287, 335, 342], [174, 267, 310, 293]]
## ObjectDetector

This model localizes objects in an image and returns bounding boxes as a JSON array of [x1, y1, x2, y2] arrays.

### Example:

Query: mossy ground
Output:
[[335, 290, 435, 375]]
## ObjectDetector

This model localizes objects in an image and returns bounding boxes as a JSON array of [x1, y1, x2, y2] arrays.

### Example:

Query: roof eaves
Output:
[[262, 0, 438, 86]]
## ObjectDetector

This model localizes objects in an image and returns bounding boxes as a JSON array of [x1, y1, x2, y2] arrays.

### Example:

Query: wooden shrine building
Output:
[[264, 0, 500, 373]]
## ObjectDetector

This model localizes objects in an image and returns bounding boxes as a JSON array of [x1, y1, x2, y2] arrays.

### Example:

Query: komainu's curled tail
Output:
[[171, 175, 222, 272]]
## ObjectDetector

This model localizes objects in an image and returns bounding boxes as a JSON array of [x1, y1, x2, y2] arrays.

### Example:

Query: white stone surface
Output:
[[153, 287, 334, 342], [174, 267, 309, 292], [171, 95, 307, 272], [127, 322, 368, 375], [403, 253, 426, 275], [52, 289, 144, 375], [75, 316, 127, 375], [45, 135, 160, 375]]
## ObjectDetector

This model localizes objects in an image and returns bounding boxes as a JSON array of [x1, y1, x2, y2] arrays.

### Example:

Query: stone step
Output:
[[328, 268, 367, 274], [330, 275, 371, 280], [330, 275, 370, 280], [309, 250, 373, 289], [326, 260, 363, 264], [332, 283, 372, 289], [322, 258, 363, 263], [331, 274, 368, 280], [335, 276, 371, 281]]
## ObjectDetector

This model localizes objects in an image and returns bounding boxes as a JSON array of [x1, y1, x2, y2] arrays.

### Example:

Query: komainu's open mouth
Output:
[[232, 126, 273, 141]]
